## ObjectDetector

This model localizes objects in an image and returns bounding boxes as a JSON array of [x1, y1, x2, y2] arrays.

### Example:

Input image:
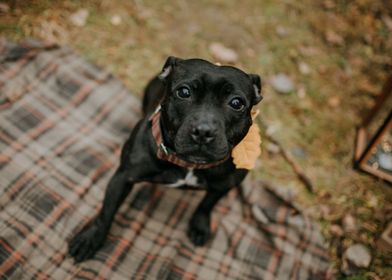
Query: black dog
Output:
[[69, 56, 262, 262]]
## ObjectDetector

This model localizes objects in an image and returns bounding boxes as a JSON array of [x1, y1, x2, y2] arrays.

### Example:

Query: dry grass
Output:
[[1, 0, 391, 278]]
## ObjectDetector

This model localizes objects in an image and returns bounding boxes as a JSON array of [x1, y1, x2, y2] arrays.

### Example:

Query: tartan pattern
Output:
[[150, 108, 229, 170], [0, 39, 332, 279]]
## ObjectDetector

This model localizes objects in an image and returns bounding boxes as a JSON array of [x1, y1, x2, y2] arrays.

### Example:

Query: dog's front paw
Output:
[[187, 213, 211, 246], [68, 224, 105, 263]]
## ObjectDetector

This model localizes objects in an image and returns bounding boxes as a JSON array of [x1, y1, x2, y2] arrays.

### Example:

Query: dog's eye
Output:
[[176, 87, 191, 99], [228, 97, 245, 111]]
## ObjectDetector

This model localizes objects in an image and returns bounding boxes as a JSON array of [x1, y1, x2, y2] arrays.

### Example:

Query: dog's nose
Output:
[[191, 124, 215, 144]]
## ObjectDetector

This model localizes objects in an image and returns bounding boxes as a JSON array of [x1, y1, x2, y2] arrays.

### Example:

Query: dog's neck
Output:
[[149, 106, 230, 169], [158, 109, 175, 151]]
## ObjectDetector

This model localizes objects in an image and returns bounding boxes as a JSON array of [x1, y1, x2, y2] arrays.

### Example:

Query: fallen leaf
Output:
[[298, 61, 311, 75], [209, 42, 238, 63], [110, 15, 122, 26], [342, 214, 357, 233], [297, 85, 306, 99], [325, 30, 344, 45], [232, 109, 261, 170], [330, 224, 344, 237], [69, 9, 89, 27], [328, 96, 340, 108]]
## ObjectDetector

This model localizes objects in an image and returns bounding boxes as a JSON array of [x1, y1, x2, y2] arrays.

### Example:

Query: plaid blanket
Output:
[[0, 39, 331, 280]]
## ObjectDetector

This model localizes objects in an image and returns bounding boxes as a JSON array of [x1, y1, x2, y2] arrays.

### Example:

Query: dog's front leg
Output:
[[187, 187, 231, 246], [69, 167, 133, 262]]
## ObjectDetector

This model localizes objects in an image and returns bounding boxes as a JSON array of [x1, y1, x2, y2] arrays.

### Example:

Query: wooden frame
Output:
[[354, 75, 392, 183]]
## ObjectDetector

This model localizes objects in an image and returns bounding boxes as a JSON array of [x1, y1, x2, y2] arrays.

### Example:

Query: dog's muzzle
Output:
[[150, 106, 229, 169]]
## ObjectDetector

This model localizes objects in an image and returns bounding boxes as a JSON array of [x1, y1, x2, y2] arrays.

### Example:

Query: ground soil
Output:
[[1, 0, 391, 278]]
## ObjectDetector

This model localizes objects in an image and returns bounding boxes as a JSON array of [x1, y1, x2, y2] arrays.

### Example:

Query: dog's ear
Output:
[[159, 56, 183, 80], [249, 74, 263, 105]]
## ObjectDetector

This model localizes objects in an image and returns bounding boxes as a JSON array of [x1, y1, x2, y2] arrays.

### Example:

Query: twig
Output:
[[257, 117, 315, 193]]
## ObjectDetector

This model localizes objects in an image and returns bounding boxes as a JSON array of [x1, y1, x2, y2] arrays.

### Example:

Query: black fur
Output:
[[68, 57, 262, 262]]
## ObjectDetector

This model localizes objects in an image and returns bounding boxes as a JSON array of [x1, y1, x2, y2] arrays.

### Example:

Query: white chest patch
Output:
[[165, 169, 200, 188]]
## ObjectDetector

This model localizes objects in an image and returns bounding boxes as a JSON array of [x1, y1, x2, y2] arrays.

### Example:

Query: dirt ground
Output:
[[1, 0, 391, 278]]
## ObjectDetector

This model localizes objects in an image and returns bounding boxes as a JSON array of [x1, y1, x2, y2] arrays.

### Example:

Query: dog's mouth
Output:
[[183, 155, 210, 164], [180, 154, 218, 164], [174, 144, 229, 164], [172, 117, 230, 164]]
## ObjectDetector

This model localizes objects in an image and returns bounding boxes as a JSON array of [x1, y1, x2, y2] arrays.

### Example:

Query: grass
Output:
[[1, 0, 391, 278]]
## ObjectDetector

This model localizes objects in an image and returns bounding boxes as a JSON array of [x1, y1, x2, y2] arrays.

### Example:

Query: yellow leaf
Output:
[[231, 109, 261, 170]]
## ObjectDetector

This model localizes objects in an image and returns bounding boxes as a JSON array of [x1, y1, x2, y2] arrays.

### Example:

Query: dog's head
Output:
[[159, 56, 262, 164]]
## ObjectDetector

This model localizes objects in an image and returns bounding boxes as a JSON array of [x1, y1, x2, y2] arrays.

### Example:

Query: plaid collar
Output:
[[149, 106, 229, 169]]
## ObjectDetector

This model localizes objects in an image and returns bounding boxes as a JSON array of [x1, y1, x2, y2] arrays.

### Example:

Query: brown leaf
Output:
[[232, 110, 261, 170], [343, 214, 357, 233], [110, 15, 122, 26], [232, 123, 261, 169], [328, 96, 340, 108], [209, 42, 238, 63], [298, 61, 311, 75], [330, 224, 344, 237], [69, 9, 89, 27], [325, 30, 344, 45]]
